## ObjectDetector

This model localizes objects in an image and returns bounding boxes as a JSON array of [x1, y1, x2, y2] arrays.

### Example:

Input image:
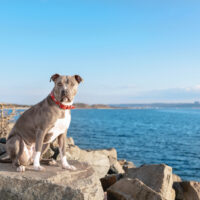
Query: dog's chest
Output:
[[47, 110, 71, 142]]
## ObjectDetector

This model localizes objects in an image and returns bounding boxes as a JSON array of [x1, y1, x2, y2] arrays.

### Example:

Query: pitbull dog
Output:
[[5, 74, 83, 172]]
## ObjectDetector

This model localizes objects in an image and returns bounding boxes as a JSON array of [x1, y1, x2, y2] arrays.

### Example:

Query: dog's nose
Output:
[[61, 90, 66, 96]]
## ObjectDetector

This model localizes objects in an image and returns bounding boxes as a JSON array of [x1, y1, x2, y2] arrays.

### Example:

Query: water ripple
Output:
[[68, 109, 200, 181]]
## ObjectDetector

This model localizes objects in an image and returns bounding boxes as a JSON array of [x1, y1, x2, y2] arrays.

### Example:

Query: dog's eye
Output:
[[71, 83, 75, 87], [57, 83, 62, 86]]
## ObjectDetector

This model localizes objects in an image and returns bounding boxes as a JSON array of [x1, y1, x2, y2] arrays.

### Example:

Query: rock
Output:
[[173, 182, 185, 200], [125, 164, 175, 200], [42, 137, 75, 159], [42, 147, 55, 159], [107, 178, 165, 200], [173, 174, 182, 182], [0, 161, 104, 200], [174, 181, 200, 200], [108, 160, 125, 174], [41, 138, 114, 178], [94, 148, 124, 174], [118, 159, 126, 165], [100, 174, 123, 191], [67, 137, 75, 145], [95, 148, 117, 166], [64, 145, 110, 178], [118, 160, 136, 172], [43, 143, 110, 178]]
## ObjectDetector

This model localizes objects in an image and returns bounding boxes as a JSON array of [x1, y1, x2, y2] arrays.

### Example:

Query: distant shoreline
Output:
[[2, 102, 200, 110]]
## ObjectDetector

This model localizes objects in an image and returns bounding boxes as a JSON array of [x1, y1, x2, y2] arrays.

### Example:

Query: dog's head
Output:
[[50, 74, 83, 105]]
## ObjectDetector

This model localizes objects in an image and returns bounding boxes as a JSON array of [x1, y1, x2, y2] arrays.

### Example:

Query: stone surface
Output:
[[125, 164, 175, 200], [0, 161, 104, 200], [174, 181, 200, 200], [42, 147, 55, 159], [94, 148, 125, 175], [95, 148, 117, 166], [100, 174, 122, 191], [42, 137, 75, 159], [172, 174, 182, 182], [122, 161, 136, 171], [65, 144, 110, 178], [67, 137, 75, 145], [173, 182, 185, 200], [107, 178, 165, 200], [118, 160, 136, 172], [109, 160, 125, 174]]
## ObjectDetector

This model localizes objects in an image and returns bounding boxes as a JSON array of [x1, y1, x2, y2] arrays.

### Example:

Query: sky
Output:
[[0, 0, 200, 104]]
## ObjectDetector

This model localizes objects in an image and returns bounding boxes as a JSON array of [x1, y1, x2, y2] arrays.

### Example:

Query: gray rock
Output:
[[109, 160, 125, 174], [107, 178, 165, 200], [0, 161, 104, 200], [42, 137, 75, 159], [100, 174, 123, 191], [65, 145, 110, 178], [125, 164, 175, 200], [118, 160, 136, 172], [94, 148, 124, 174], [174, 181, 200, 200], [173, 182, 185, 200], [43, 139, 111, 178]]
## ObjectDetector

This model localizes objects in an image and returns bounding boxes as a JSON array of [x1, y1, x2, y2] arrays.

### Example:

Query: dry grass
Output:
[[0, 104, 20, 138]]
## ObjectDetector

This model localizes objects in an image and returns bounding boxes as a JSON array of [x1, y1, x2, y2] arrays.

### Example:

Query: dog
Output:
[[4, 73, 83, 172]]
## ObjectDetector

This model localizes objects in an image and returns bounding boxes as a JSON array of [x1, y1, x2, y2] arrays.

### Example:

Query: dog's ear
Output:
[[50, 74, 60, 82], [74, 75, 83, 84]]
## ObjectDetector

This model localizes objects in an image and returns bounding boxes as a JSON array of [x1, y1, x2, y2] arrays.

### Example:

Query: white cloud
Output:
[[184, 84, 200, 91]]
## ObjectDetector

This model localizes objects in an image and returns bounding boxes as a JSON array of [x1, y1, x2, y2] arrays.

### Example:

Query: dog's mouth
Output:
[[61, 96, 72, 103]]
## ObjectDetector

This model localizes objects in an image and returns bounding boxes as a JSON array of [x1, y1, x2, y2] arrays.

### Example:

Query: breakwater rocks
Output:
[[0, 138, 200, 200]]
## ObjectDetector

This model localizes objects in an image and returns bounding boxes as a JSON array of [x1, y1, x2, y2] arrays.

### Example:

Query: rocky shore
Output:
[[0, 138, 200, 200]]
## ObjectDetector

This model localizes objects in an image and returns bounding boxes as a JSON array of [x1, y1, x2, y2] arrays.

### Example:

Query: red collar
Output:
[[50, 92, 75, 110]]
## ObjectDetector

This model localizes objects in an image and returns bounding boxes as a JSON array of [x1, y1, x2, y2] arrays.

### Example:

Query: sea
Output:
[[11, 108, 200, 181], [69, 108, 200, 181]]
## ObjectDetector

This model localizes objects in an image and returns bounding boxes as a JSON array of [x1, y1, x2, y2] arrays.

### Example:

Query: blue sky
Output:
[[0, 0, 200, 104]]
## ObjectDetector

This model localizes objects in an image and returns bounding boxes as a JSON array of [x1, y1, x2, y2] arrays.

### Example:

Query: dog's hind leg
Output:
[[6, 135, 27, 172]]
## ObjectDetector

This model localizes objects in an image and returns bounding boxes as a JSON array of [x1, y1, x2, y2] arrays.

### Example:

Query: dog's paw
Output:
[[62, 164, 76, 170], [34, 165, 46, 171], [17, 165, 26, 172]]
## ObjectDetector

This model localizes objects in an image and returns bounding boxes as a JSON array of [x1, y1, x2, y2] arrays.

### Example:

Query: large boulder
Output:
[[124, 164, 175, 200], [65, 143, 124, 176], [65, 144, 110, 178], [41, 137, 121, 178], [174, 181, 200, 200], [107, 178, 165, 200], [0, 161, 104, 200]]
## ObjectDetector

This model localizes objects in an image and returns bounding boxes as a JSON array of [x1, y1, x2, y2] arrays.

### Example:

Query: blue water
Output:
[[68, 109, 200, 181]]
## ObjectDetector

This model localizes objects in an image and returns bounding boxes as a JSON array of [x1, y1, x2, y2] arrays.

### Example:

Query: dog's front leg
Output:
[[58, 133, 76, 170], [33, 129, 46, 171]]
